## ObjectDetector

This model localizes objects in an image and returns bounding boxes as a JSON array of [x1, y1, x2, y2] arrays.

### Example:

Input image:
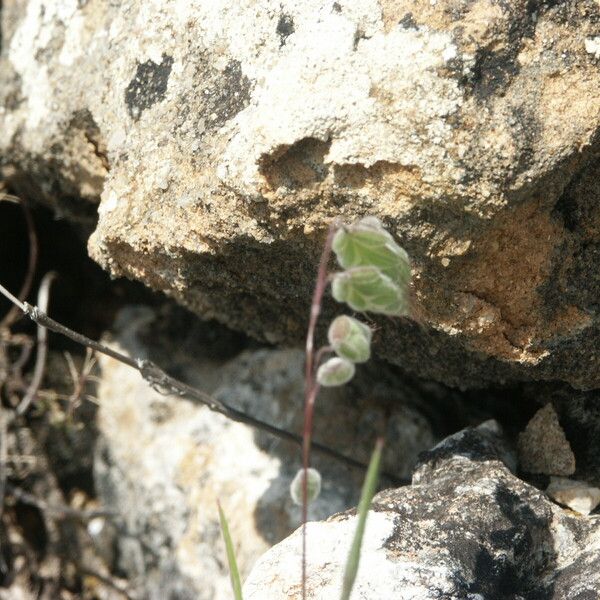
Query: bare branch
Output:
[[0, 280, 405, 485], [5, 482, 118, 521], [0, 408, 12, 575], [17, 272, 57, 415]]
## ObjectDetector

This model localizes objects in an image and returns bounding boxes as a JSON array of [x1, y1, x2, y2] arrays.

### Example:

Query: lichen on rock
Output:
[[1, 0, 600, 388]]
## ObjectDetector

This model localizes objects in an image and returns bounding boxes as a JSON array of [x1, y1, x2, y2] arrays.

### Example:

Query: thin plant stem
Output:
[[0, 280, 407, 485], [301, 219, 340, 600], [314, 345, 333, 370]]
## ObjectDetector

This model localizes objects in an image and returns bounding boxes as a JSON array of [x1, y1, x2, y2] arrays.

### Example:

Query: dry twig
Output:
[[4, 482, 118, 521], [0, 280, 405, 485], [0, 408, 11, 575], [17, 272, 57, 416]]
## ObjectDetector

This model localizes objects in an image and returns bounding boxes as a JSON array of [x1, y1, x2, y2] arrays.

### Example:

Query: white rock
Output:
[[547, 477, 600, 516], [584, 36, 600, 59], [244, 512, 460, 600], [94, 306, 437, 599]]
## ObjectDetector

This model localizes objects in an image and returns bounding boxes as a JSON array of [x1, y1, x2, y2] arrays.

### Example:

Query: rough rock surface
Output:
[[93, 305, 438, 599], [518, 403, 576, 476], [244, 421, 600, 599], [539, 385, 600, 487], [2, 1, 600, 388]]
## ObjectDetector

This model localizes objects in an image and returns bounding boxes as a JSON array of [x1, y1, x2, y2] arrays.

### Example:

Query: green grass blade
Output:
[[340, 438, 384, 600], [217, 501, 244, 600]]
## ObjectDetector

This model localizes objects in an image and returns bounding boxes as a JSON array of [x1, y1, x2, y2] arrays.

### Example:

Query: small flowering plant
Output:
[[291, 216, 411, 598]]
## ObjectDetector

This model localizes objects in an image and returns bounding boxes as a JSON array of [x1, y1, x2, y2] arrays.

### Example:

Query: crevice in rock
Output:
[[2, 109, 109, 230], [332, 160, 423, 192], [259, 138, 331, 192]]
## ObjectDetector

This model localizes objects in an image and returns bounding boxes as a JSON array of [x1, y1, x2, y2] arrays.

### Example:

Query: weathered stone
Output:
[[543, 385, 600, 486], [547, 477, 600, 516], [93, 306, 437, 599], [244, 421, 600, 599], [2, 1, 600, 388], [518, 403, 576, 476]]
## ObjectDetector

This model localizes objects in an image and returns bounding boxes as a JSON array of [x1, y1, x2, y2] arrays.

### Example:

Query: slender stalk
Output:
[[340, 437, 384, 600], [313, 345, 333, 370], [301, 220, 339, 599], [0, 280, 407, 485]]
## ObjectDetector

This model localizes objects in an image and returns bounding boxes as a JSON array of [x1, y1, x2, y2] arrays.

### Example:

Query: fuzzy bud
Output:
[[290, 468, 322, 505], [328, 315, 372, 363], [331, 266, 408, 316], [316, 356, 356, 387], [332, 217, 411, 287]]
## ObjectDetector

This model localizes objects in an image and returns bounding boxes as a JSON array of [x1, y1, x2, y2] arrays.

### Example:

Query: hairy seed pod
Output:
[[331, 266, 409, 316], [328, 315, 372, 363], [332, 216, 411, 287], [290, 467, 322, 505], [316, 356, 356, 386]]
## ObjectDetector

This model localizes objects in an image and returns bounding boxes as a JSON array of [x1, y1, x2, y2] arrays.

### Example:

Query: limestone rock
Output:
[[547, 477, 600, 516], [93, 306, 437, 599], [2, 1, 600, 388], [244, 422, 600, 599], [536, 384, 600, 486], [518, 403, 576, 476]]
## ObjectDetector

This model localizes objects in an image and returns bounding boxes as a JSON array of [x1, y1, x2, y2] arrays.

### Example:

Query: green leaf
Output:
[[316, 356, 356, 387], [340, 438, 384, 600], [290, 467, 322, 505], [332, 217, 410, 287], [328, 315, 372, 364], [217, 501, 244, 600], [331, 267, 409, 316]]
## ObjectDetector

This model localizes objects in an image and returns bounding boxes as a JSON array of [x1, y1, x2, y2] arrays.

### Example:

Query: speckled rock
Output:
[[2, 1, 600, 388], [93, 305, 438, 599], [244, 421, 600, 599], [518, 403, 576, 476]]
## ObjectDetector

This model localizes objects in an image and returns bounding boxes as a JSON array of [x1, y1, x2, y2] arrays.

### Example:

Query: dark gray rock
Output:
[[244, 421, 600, 599]]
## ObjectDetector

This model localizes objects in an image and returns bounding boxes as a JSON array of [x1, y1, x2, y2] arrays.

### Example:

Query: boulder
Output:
[[93, 305, 437, 599], [517, 403, 576, 476], [2, 1, 600, 387], [244, 421, 600, 599]]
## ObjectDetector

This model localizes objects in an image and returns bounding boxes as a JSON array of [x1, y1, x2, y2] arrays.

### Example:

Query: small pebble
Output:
[[547, 477, 600, 516]]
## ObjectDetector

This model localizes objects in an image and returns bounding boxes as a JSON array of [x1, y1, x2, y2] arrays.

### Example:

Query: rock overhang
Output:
[[1, 0, 600, 388]]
